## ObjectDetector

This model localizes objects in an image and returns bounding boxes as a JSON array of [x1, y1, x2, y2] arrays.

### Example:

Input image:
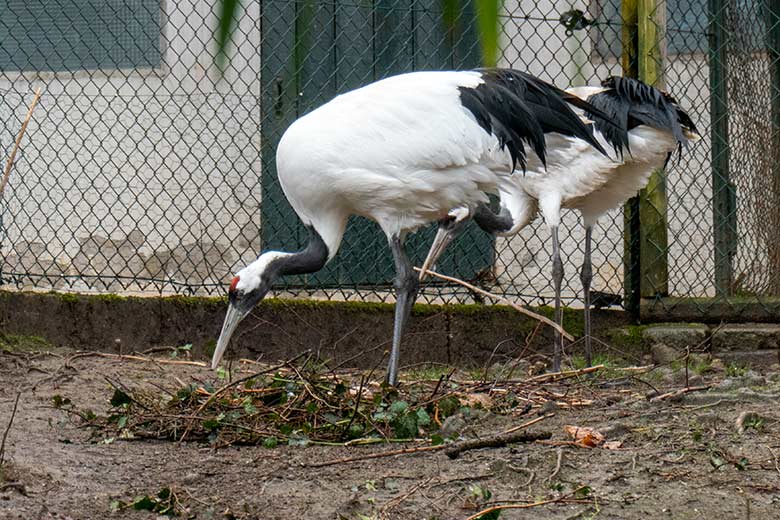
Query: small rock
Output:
[[440, 415, 467, 437], [180, 473, 200, 484], [601, 422, 630, 439], [736, 411, 766, 434], [643, 324, 709, 349], [744, 371, 766, 387], [539, 400, 559, 414], [712, 324, 780, 351], [652, 343, 682, 365], [716, 378, 739, 391]]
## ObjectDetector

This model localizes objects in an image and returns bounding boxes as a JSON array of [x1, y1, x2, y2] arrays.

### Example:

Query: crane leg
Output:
[[387, 235, 419, 386], [580, 226, 593, 367], [551, 226, 564, 372]]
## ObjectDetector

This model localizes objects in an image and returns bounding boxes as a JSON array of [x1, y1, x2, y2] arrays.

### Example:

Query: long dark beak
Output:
[[419, 224, 460, 281], [211, 303, 250, 369]]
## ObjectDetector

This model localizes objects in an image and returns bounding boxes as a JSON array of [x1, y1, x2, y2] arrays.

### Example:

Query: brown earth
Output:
[[1, 347, 779, 520]]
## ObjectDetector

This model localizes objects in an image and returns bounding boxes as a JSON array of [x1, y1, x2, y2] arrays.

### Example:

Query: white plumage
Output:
[[212, 68, 612, 385]]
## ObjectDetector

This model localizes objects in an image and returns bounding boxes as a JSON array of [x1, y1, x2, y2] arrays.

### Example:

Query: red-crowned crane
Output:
[[209, 68, 615, 386], [419, 76, 700, 372]]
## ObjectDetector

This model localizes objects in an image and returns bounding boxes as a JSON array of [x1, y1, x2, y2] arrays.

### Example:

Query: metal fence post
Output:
[[622, 0, 641, 317], [638, 0, 669, 300], [709, 0, 734, 296], [766, 0, 780, 294], [623, 0, 670, 309]]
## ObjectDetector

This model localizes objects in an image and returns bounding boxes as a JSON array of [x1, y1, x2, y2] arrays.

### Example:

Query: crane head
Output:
[[211, 253, 284, 369]]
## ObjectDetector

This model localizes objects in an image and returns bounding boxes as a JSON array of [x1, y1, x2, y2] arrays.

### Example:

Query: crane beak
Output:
[[419, 225, 459, 281], [211, 303, 249, 369]]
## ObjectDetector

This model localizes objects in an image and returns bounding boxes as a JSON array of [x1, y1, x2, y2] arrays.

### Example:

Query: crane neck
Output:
[[273, 226, 330, 277]]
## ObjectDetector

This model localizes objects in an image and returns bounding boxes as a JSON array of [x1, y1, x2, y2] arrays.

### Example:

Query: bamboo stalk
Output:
[[0, 87, 42, 197]]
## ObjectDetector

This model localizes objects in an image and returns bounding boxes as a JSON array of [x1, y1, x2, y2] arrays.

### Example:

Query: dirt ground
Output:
[[1, 346, 780, 520]]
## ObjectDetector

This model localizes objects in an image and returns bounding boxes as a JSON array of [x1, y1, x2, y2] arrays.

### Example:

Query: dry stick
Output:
[[0, 88, 42, 197], [379, 475, 436, 516], [525, 364, 603, 383], [413, 267, 574, 342], [499, 413, 554, 436], [464, 486, 589, 520], [178, 350, 311, 443], [445, 429, 551, 459], [306, 443, 447, 468], [649, 385, 711, 402], [0, 392, 21, 467], [545, 447, 564, 483]]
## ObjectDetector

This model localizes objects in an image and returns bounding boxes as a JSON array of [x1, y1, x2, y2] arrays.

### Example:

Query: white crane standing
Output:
[[420, 76, 700, 371], [210, 68, 615, 385]]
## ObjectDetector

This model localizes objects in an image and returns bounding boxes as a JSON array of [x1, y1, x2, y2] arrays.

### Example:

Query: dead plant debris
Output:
[[57, 357, 623, 450]]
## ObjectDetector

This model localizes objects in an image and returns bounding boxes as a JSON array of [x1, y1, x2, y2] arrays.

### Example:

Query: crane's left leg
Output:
[[551, 226, 564, 372], [580, 226, 593, 367], [387, 234, 419, 386]]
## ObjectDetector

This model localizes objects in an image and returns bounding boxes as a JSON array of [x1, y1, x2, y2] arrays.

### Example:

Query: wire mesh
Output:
[[0, 0, 778, 319]]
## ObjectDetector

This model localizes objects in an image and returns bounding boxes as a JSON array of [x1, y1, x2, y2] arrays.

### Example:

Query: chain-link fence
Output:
[[1, 0, 778, 320]]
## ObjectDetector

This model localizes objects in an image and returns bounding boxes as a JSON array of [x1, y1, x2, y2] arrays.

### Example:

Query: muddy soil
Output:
[[1, 348, 779, 520]]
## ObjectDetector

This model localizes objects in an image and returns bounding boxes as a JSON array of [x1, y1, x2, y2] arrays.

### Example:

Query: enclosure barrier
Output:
[[1, 0, 779, 322]]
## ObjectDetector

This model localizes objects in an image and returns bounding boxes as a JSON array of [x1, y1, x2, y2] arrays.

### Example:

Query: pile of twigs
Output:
[[72, 355, 637, 448]]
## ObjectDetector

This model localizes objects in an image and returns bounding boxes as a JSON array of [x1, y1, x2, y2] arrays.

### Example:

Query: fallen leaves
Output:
[[563, 425, 622, 449]]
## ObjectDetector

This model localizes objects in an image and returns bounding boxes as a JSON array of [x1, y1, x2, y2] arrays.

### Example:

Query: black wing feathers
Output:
[[585, 76, 697, 158], [458, 68, 610, 171]]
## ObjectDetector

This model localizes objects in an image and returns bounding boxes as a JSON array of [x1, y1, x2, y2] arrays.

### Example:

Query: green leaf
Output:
[[116, 415, 128, 429], [437, 396, 460, 418], [157, 487, 172, 501], [288, 434, 310, 447], [735, 457, 749, 471], [243, 401, 258, 415], [430, 434, 444, 446], [346, 423, 364, 439], [263, 436, 278, 449], [131, 495, 156, 511], [109, 499, 125, 512], [202, 418, 220, 430], [323, 412, 342, 425], [575, 486, 592, 499], [416, 408, 431, 427], [389, 400, 409, 414], [110, 389, 132, 408], [52, 394, 71, 408], [391, 414, 418, 439]]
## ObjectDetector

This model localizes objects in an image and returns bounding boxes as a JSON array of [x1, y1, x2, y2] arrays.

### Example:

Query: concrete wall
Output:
[[0, 0, 262, 293]]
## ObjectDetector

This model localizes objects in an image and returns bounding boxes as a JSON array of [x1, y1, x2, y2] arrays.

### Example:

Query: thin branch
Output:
[[464, 486, 590, 520], [306, 443, 446, 468], [412, 267, 574, 342], [178, 350, 311, 443], [1, 88, 42, 197], [0, 392, 21, 467], [444, 429, 551, 459], [649, 385, 711, 402]]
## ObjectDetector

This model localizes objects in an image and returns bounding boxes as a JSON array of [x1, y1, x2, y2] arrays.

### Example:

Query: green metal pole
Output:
[[622, 0, 641, 317], [709, 0, 733, 296], [637, 0, 669, 299], [766, 0, 780, 294]]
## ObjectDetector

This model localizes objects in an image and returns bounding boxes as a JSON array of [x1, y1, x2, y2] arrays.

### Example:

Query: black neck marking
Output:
[[268, 225, 329, 278], [473, 202, 514, 234], [458, 68, 611, 171]]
